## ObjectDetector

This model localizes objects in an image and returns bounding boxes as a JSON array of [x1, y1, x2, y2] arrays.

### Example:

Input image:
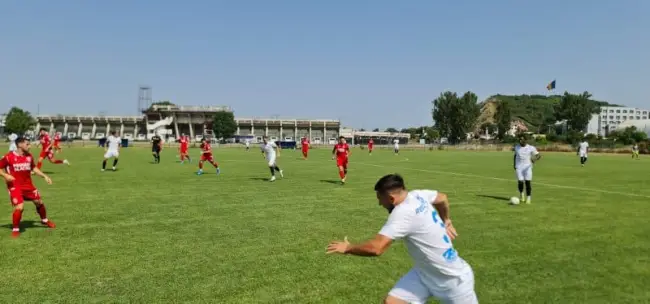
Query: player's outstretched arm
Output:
[[32, 167, 52, 184], [326, 234, 393, 257]]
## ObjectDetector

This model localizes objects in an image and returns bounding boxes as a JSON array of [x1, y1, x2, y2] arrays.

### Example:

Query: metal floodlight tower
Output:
[[138, 86, 152, 113]]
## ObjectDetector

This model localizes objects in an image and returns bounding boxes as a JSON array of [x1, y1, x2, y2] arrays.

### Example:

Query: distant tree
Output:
[[610, 126, 648, 145], [372, 128, 380, 132], [424, 127, 440, 141], [4, 107, 36, 135], [554, 91, 600, 131], [494, 100, 512, 140], [432, 91, 480, 143], [212, 111, 237, 139], [358, 128, 366, 132], [385, 127, 398, 133]]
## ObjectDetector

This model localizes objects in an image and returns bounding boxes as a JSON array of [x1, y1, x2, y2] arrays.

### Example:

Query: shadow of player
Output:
[[1, 220, 48, 232], [475, 194, 510, 202], [319, 179, 341, 185]]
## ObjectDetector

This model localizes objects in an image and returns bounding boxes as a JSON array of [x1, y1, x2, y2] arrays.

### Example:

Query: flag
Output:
[[546, 80, 556, 91]]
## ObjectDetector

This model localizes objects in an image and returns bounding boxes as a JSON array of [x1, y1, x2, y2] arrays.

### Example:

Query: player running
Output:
[[393, 139, 400, 155], [514, 136, 541, 204], [245, 139, 250, 151], [577, 139, 589, 167], [151, 134, 163, 163], [332, 136, 350, 184], [260, 136, 283, 181], [179, 134, 191, 164], [36, 128, 69, 170], [8, 133, 18, 152], [0, 137, 56, 238], [301, 137, 310, 159], [53, 133, 62, 153], [368, 138, 374, 155], [102, 131, 121, 171], [327, 174, 477, 304], [197, 138, 220, 175], [633, 144, 640, 160]]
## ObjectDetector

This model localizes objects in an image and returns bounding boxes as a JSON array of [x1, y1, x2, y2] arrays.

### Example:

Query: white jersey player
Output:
[[393, 139, 400, 155], [102, 131, 121, 171], [327, 174, 477, 304], [245, 139, 250, 151], [8, 133, 18, 152], [577, 140, 589, 166], [514, 137, 541, 204], [260, 136, 283, 181]]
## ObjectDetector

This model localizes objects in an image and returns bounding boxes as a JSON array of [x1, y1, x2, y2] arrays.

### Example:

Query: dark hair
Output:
[[339, 136, 345, 140], [39, 128, 47, 132], [374, 174, 406, 194], [15, 137, 29, 145], [111, 131, 116, 136]]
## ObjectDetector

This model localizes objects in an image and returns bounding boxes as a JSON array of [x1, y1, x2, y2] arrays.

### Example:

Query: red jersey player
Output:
[[368, 138, 374, 155], [197, 138, 220, 175], [332, 136, 350, 184], [301, 137, 311, 159], [0, 137, 56, 238], [179, 134, 191, 164], [53, 133, 62, 153], [36, 128, 69, 170]]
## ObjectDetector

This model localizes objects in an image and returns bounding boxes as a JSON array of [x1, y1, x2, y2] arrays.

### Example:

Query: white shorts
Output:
[[388, 268, 478, 304], [579, 152, 587, 158], [104, 150, 119, 159], [515, 165, 533, 181], [266, 157, 276, 167]]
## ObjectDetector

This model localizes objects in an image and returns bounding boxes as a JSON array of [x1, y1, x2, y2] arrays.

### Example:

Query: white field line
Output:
[[355, 162, 650, 199]]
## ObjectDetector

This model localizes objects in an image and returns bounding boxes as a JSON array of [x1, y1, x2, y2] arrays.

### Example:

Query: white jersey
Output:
[[633, 145, 639, 151], [514, 144, 539, 169], [106, 136, 121, 151], [245, 140, 250, 147], [261, 141, 277, 159], [8, 133, 17, 152], [379, 190, 472, 294], [394, 139, 400, 149], [578, 142, 589, 154]]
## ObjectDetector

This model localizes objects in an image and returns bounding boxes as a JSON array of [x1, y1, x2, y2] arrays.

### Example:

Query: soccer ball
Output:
[[509, 197, 520, 205]]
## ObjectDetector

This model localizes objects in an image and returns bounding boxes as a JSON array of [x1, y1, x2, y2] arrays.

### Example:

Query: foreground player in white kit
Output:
[[260, 136, 283, 181], [327, 174, 477, 304], [577, 139, 589, 166], [8, 133, 18, 152], [514, 136, 541, 204], [102, 131, 121, 171]]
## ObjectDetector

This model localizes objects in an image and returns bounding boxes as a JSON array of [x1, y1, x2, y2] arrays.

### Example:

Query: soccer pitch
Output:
[[1, 147, 648, 303]]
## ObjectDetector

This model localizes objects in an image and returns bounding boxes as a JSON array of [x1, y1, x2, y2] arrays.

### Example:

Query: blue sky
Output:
[[1, 0, 649, 129]]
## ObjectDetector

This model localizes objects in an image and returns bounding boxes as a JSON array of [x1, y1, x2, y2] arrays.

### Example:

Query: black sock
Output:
[[525, 181, 532, 196], [269, 167, 275, 176], [274, 165, 281, 172], [102, 160, 107, 169], [517, 181, 524, 194], [156, 153, 160, 163], [344, 168, 348, 175], [186, 155, 191, 161], [113, 159, 118, 167]]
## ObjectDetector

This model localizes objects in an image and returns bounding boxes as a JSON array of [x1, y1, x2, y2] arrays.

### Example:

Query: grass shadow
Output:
[[1, 220, 48, 232], [475, 194, 510, 202], [249, 177, 270, 181], [320, 179, 341, 185]]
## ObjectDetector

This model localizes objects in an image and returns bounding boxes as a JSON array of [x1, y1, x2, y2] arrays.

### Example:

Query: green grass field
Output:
[[1, 146, 649, 303]]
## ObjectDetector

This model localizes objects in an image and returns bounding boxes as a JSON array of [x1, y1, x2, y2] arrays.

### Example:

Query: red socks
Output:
[[53, 160, 63, 164], [211, 161, 219, 168], [199, 162, 203, 169], [36, 204, 48, 220], [37, 162, 43, 169], [12, 209, 23, 231], [339, 169, 345, 179]]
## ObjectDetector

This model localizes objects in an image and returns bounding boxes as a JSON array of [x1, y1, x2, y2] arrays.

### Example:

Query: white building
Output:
[[586, 106, 650, 136]]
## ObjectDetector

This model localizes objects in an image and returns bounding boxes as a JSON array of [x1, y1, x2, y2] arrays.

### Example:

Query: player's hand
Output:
[[43, 175, 52, 185], [445, 220, 458, 240], [326, 236, 349, 254], [3, 175, 15, 182]]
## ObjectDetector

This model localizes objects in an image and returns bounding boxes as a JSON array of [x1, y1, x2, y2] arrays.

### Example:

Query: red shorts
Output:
[[8, 186, 41, 205], [302, 147, 308, 153], [180, 147, 188, 154], [368, 145, 373, 151], [336, 157, 348, 167], [53, 142, 60, 148], [39, 150, 54, 160], [200, 153, 213, 161]]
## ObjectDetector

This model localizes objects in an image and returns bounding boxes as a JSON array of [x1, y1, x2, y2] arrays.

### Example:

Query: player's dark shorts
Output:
[[152, 147, 161, 153]]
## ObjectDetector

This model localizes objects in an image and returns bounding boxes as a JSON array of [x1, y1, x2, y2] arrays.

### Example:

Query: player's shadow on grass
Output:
[[319, 179, 341, 185], [475, 194, 510, 202], [1, 221, 47, 231], [249, 177, 270, 181], [42, 171, 55, 174]]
